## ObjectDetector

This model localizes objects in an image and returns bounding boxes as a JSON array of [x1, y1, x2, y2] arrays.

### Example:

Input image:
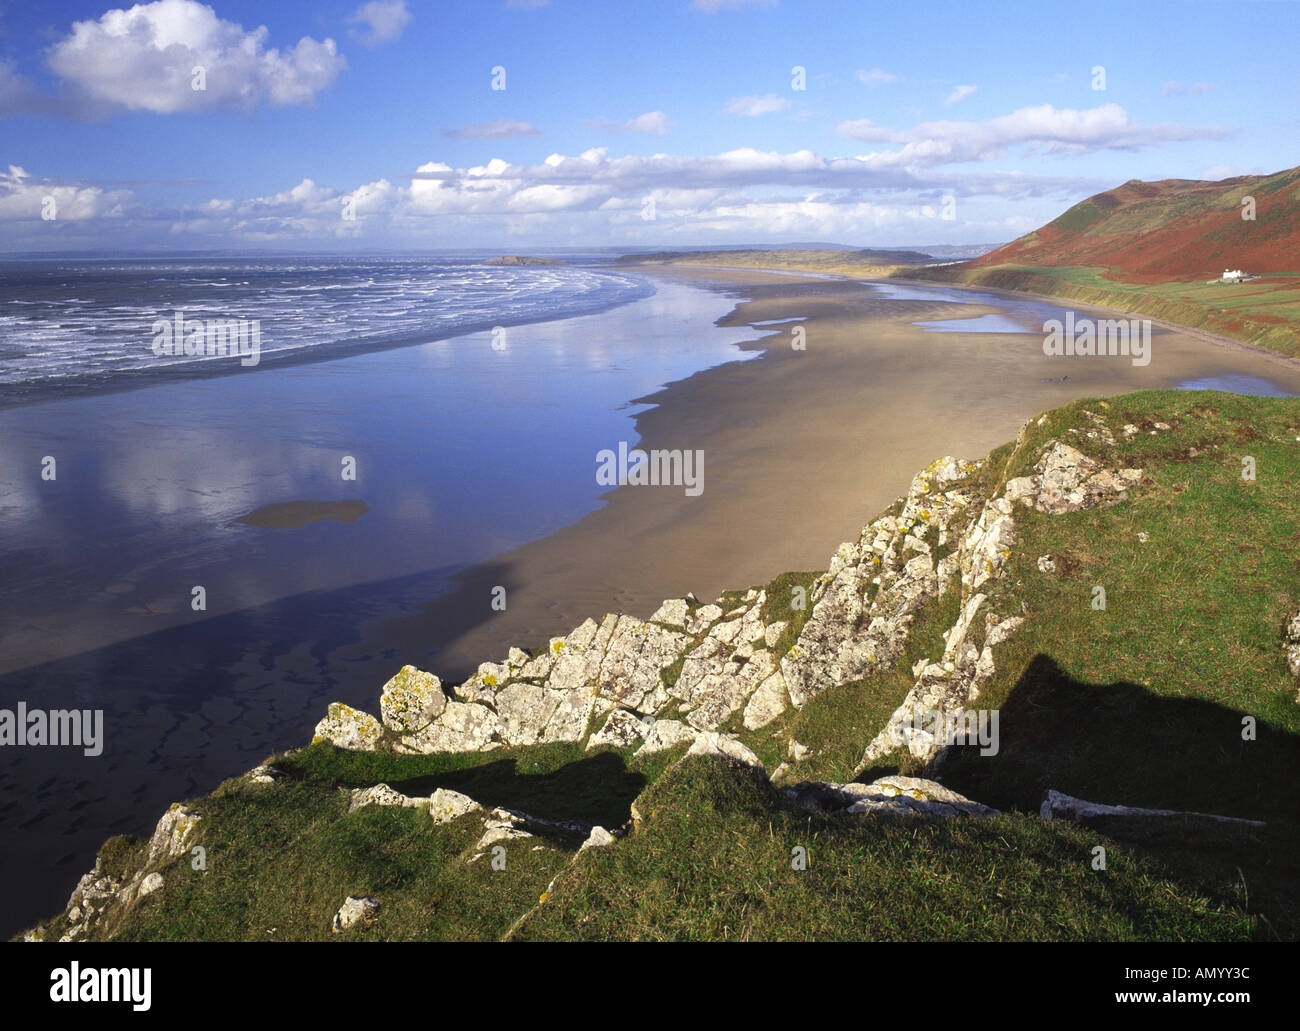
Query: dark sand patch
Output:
[[235, 500, 371, 529]]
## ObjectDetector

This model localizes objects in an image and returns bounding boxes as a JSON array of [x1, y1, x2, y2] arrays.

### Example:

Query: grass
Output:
[[903, 263, 1300, 357], [512, 755, 1256, 941]]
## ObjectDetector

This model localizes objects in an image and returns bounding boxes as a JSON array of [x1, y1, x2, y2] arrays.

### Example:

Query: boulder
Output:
[[398, 701, 500, 754], [429, 788, 482, 824], [686, 732, 764, 771], [579, 826, 616, 852], [147, 805, 200, 865], [379, 665, 446, 733], [1041, 789, 1264, 828], [347, 783, 426, 813], [332, 895, 380, 932], [785, 776, 996, 818], [313, 702, 382, 751], [651, 598, 690, 627]]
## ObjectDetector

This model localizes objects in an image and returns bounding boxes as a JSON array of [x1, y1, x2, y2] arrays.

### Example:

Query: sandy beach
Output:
[[356, 265, 1300, 682]]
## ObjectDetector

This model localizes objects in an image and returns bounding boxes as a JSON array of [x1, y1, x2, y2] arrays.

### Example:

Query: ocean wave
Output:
[[0, 258, 652, 404]]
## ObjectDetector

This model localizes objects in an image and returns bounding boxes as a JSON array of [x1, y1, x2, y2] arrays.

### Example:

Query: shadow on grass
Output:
[[937, 653, 1300, 821], [935, 652, 1300, 939], [391, 751, 646, 829]]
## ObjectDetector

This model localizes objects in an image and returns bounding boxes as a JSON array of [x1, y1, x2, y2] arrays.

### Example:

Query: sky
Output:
[[0, 0, 1296, 253]]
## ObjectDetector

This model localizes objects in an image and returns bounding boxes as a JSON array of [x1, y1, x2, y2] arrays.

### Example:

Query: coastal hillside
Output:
[[22, 391, 1300, 942], [969, 166, 1300, 279], [905, 166, 1300, 357]]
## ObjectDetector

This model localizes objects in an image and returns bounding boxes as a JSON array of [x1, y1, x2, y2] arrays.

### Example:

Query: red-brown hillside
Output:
[[968, 166, 1300, 281]]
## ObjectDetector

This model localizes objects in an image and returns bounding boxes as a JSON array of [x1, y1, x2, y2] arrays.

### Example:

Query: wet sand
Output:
[[356, 265, 1300, 681]]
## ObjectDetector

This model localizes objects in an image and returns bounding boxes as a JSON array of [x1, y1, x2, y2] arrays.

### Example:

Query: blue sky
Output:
[[1, 0, 1296, 251]]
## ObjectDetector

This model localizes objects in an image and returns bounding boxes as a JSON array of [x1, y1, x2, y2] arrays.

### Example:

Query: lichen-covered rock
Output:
[[742, 669, 790, 730], [147, 804, 200, 865], [494, 681, 561, 746], [332, 895, 380, 932], [1033, 441, 1142, 515], [379, 665, 446, 733], [313, 702, 382, 751], [1285, 611, 1300, 679], [398, 701, 500, 754], [137, 872, 164, 898], [430, 788, 482, 824], [682, 647, 775, 731], [785, 776, 996, 818], [246, 763, 283, 784], [651, 598, 690, 627], [633, 718, 696, 756], [586, 708, 648, 750], [685, 603, 723, 635], [539, 687, 597, 743], [542, 617, 604, 693], [594, 616, 690, 710], [474, 810, 537, 851], [686, 732, 764, 771], [347, 783, 426, 813]]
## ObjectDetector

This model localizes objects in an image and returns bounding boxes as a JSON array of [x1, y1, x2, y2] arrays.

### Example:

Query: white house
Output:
[[1222, 268, 1245, 282]]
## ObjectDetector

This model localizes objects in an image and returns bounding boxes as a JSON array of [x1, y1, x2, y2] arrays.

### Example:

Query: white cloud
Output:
[[856, 68, 900, 85], [586, 110, 673, 135], [444, 120, 542, 139], [347, 0, 411, 47], [46, 0, 345, 114], [723, 93, 791, 116], [0, 165, 133, 221], [943, 84, 977, 105], [837, 103, 1229, 167]]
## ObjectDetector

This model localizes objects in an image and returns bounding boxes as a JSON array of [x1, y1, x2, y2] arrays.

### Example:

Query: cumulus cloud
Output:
[[837, 103, 1229, 167], [943, 84, 977, 105], [723, 93, 791, 116], [0, 165, 133, 221], [586, 110, 673, 135], [347, 0, 411, 47], [46, 0, 346, 114], [856, 68, 900, 85], [443, 120, 542, 139]]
